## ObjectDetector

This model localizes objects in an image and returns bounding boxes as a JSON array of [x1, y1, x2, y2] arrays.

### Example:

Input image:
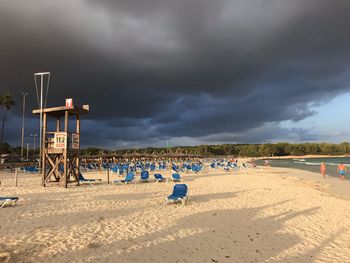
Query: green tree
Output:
[[339, 142, 350, 154], [258, 143, 275, 157], [246, 144, 259, 157], [274, 142, 291, 156], [0, 92, 15, 146], [303, 143, 320, 155], [291, 144, 306, 155], [197, 145, 209, 156], [0, 142, 12, 154]]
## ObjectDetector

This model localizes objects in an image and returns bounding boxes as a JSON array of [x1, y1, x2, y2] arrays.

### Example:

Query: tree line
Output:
[[1, 142, 350, 157], [2, 140, 350, 158], [79, 142, 350, 157]]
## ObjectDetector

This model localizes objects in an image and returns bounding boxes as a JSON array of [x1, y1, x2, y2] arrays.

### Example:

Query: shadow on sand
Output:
[[35, 199, 339, 263]]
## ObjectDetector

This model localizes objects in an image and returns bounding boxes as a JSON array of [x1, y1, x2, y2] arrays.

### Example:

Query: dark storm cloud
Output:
[[1, 0, 350, 147]]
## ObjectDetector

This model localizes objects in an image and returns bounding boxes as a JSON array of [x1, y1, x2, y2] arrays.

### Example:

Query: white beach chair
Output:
[[0, 197, 18, 208]]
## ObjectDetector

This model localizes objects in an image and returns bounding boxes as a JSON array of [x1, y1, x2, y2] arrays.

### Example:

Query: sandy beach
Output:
[[1, 164, 350, 263]]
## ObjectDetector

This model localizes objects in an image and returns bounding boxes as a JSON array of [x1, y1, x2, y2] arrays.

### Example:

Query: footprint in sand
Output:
[[0, 252, 11, 263], [87, 243, 102, 249]]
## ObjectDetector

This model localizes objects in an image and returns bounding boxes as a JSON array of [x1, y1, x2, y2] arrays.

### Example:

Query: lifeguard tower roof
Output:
[[32, 105, 89, 117]]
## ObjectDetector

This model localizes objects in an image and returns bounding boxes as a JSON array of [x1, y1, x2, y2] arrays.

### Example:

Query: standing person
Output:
[[320, 161, 326, 179], [337, 162, 346, 180]]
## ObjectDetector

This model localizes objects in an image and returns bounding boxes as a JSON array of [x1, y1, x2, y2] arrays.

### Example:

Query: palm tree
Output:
[[0, 92, 15, 146]]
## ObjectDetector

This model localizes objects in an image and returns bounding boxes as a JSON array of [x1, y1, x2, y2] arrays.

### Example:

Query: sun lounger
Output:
[[140, 170, 150, 182], [192, 165, 202, 173], [113, 172, 135, 185], [172, 164, 179, 172], [79, 173, 102, 184], [0, 197, 18, 208], [86, 164, 94, 170], [24, 166, 39, 173], [165, 184, 188, 205], [154, 173, 166, 182], [158, 164, 166, 170], [111, 165, 119, 173], [102, 163, 110, 170], [171, 173, 182, 182]]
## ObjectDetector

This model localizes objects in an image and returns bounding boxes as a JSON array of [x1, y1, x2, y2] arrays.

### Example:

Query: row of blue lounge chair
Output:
[[110, 164, 168, 175], [77, 170, 182, 185], [113, 171, 182, 184], [78, 161, 202, 177]]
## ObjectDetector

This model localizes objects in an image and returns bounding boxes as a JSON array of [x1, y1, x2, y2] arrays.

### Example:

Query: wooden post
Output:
[[107, 161, 110, 184], [56, 116, 60, 132], [170, 158, 172, 177], [99, 157, 102, 175], [76, 114, 80, 186], [15, 170, 18, 187], [63, 110, 69, 188], [42, 112, 47, 186]]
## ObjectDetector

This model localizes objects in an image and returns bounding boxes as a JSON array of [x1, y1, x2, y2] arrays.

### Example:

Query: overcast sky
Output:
[[1, 0, 350, 148]]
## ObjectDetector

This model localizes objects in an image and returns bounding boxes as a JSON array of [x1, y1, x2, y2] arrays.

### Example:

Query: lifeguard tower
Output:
[[32, 100, 89, 187]]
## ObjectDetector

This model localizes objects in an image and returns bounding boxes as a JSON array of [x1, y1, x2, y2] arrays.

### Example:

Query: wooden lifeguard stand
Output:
[[33, 103, 89, 187]]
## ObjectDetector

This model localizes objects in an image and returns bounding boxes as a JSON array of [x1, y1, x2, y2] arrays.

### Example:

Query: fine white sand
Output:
[[1, 165, 350, 262]]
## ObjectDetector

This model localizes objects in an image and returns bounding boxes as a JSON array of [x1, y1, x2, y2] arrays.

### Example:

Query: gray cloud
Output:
[[1, 0, 350, 147]]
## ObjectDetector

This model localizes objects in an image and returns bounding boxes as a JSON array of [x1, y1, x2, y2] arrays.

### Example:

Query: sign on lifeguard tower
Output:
[[72, 133, 80, 149], [54, 132, 67, 149], [66, 98, 73, 108]]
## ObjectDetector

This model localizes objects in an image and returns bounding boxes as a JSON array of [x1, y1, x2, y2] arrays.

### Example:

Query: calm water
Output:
[[255, 157, 350, 179]]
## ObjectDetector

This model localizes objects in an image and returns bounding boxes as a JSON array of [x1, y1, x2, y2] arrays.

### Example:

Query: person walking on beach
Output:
[[320, 161, 326, 179], [337, 162, 346, 180]]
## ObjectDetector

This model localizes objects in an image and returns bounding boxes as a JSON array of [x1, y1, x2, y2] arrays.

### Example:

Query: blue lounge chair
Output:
[[0, 197, 18, 208], [24, 166, 39, 173], [113, 172, 135, 185], [140, 170, 150, 182], [102, 163, 110, 170], [172, 164, 179, 172], [154, 173, 166, 182], [171, 173, 182, 182], [87, 164, 94, 170], [191, 165, 202, 173], [166, 184, 188, 205], [111, 165, 119, 173], [79, 173, 102, 184]]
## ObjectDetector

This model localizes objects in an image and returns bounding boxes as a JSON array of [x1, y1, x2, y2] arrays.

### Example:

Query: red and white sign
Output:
[[65, 98, 73, 108], [54, 132, 67, 149]]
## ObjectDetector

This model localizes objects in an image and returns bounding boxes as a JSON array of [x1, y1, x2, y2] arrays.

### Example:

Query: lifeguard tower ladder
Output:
[[32, 103, 89, 187]]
